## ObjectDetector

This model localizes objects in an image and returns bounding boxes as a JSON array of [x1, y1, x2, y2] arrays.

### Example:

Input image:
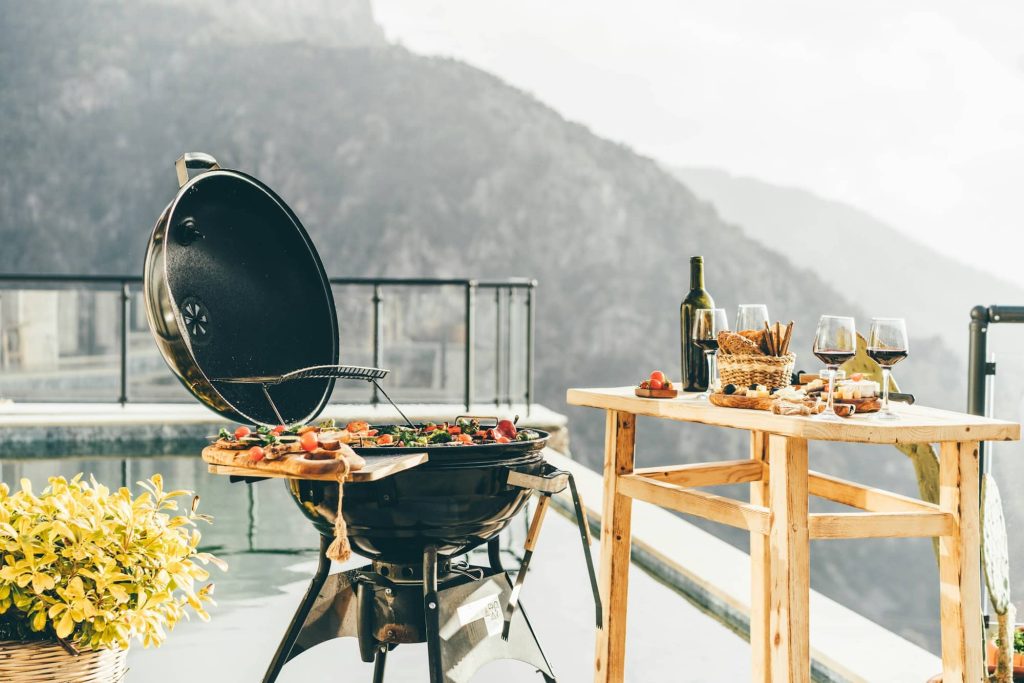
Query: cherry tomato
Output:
[[448, 425, 462, 435], [377, 434, 394, 445], [649, 378, 664, 390], [424, 424, 437, 432], [272, 425, 286, 435], [497, 419, 517, 438], [300, 431, 318, 452], [248, 446, 265, 462], [650, 370, 666, 384], [234, 426, 251, 440]]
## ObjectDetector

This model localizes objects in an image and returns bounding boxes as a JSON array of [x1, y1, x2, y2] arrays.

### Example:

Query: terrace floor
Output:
[[2, 452, 747, 683]]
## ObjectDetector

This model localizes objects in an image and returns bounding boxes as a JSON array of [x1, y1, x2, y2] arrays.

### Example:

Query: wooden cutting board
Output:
[[710, 393, 875, 417], [202, 444, 364, 478], [206, 451, 429, 482]]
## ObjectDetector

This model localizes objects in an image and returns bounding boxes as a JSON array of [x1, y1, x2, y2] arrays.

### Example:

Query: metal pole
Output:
[[371, 285, 383, 405], [525, 283, 535, 415], [464, 282, 476, 411], [119, 282, 130, 404], [495, 287, 501, 407], [505, 287, 513, 407], [967, 306, 989, 417]]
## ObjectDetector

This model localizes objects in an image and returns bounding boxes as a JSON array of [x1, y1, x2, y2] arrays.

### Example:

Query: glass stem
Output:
[[826, 366, 837, 415], [881, 366, 891, 413], [706, 351, 716, 393]]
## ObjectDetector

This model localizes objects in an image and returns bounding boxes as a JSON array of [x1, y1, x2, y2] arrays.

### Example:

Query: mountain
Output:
[[671, 166, 1024, 356], [0, 0, 967, 650]]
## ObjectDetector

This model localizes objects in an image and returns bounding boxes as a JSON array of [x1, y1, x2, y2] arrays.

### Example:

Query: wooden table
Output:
[[567, 387, 1020, 683]]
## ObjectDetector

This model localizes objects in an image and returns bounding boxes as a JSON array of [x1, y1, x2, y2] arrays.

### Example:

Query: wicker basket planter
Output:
[[718, 352, 796, 390], [0, 641, 127, 682]]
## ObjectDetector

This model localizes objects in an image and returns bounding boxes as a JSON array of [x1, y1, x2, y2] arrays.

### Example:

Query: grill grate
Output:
[[212, 364, 389, 385], [210, 365, 414, 428]]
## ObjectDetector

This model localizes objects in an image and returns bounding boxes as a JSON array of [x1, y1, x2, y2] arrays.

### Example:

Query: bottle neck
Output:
[[690, 261, 704, 290]]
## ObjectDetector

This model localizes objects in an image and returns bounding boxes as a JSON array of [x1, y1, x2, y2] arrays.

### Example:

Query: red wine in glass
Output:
[[868, 318, 909, 420], [814, 350, 855, 367], [867, 348, 907, 366], [693, 338, 720, 352], [812, 315, 856, 421]]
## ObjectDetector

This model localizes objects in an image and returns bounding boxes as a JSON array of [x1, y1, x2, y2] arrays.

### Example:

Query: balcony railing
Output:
[[0, 274, 536, 410]]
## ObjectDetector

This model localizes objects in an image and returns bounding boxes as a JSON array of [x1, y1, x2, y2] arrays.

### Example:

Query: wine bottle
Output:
[[681, 256, 715, 391]]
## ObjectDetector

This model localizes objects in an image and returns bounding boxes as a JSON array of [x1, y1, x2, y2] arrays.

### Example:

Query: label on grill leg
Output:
[[456, 593, 503, 637]]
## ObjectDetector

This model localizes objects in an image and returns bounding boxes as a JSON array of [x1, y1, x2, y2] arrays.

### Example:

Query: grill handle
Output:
[[506, 465, 568, 494], [175, 152, 220, 188]]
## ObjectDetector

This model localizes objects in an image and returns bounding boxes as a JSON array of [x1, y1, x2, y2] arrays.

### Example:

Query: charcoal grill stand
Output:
[[210, 364, 600, 681], [252, 465, 599, 683]]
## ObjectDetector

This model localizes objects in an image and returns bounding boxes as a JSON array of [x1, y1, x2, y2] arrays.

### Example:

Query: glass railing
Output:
[[0, 275, 536, 409]]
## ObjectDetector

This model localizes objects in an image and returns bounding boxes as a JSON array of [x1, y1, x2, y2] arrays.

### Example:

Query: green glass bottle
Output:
[[681, 256, 715, 391]]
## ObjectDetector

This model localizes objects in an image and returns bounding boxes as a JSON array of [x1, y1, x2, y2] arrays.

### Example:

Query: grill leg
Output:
[[487, 536, 504, 571], [423, 544, 443, 683], [568, 473, 602, 629], [372, 645, 388, 683], [262, 535, 333, 683]]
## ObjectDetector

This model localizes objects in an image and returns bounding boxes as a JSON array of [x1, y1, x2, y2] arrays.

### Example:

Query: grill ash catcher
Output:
[[142, 153, 601, 682]]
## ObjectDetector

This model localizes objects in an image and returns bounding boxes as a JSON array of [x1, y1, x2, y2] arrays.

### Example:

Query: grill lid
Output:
[[154, 153, 339, 425]]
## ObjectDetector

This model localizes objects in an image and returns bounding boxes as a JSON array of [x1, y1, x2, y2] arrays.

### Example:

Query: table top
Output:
[[567, 386, 1020, 445]]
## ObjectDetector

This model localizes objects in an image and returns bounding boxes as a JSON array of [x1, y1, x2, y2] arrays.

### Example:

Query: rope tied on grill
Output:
[[325, 455, 353, 562]]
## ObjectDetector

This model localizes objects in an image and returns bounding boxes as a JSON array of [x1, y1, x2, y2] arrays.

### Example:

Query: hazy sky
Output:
[[374, 0, 1024, 289]]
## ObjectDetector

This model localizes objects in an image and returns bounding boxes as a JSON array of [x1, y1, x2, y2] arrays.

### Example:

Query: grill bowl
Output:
[[285, 430, 549, 562]]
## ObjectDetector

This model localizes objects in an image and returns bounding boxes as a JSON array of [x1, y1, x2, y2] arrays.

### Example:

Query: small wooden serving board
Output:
[[835, 397, 881, 414], [206, 451, 429, 482], [709, 393, 775, 411], [635, 387, 679, 399]]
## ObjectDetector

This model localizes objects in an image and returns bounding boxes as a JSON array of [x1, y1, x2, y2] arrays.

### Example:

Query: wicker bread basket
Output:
[[0, 641, 127, 682], [718, 353, 795, 389]]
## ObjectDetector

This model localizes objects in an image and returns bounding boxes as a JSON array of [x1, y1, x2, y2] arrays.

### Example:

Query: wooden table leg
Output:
[[749, 431, 771, 683], [767, 434, 809, 683], [594, 410, 636, 683], [939, 441, 984, 682]]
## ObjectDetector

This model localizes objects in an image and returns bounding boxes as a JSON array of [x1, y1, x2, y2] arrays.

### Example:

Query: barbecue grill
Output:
[[142, 153, 600, 682]]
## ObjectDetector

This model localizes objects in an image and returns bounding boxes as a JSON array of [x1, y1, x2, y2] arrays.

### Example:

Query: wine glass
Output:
[[812, 315, 856, 421], [868, 318, 909, 420], [736, 304, 769, 332], [692, 308, 729, 398]]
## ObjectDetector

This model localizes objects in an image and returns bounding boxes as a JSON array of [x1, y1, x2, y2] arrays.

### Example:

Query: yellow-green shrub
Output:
[[0, 474, 225, 651]]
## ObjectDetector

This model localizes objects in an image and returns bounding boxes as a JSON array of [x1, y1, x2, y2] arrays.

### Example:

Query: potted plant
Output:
[[987, 624, 1024, 678], [0, 474, 225, 681]]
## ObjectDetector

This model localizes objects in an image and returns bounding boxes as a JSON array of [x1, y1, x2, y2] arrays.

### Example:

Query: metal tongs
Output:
[[211, 364, 416, 428]]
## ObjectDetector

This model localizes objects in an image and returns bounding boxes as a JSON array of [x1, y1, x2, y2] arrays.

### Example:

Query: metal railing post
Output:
[[967, 305, 989, 420], [119, 281, 130, 404], [464, 282, 476, 411], [372, 285, 383, 405], [505, 287, 513, 407], [494, 287, 502, 407], [526, 282, 535, 414]]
